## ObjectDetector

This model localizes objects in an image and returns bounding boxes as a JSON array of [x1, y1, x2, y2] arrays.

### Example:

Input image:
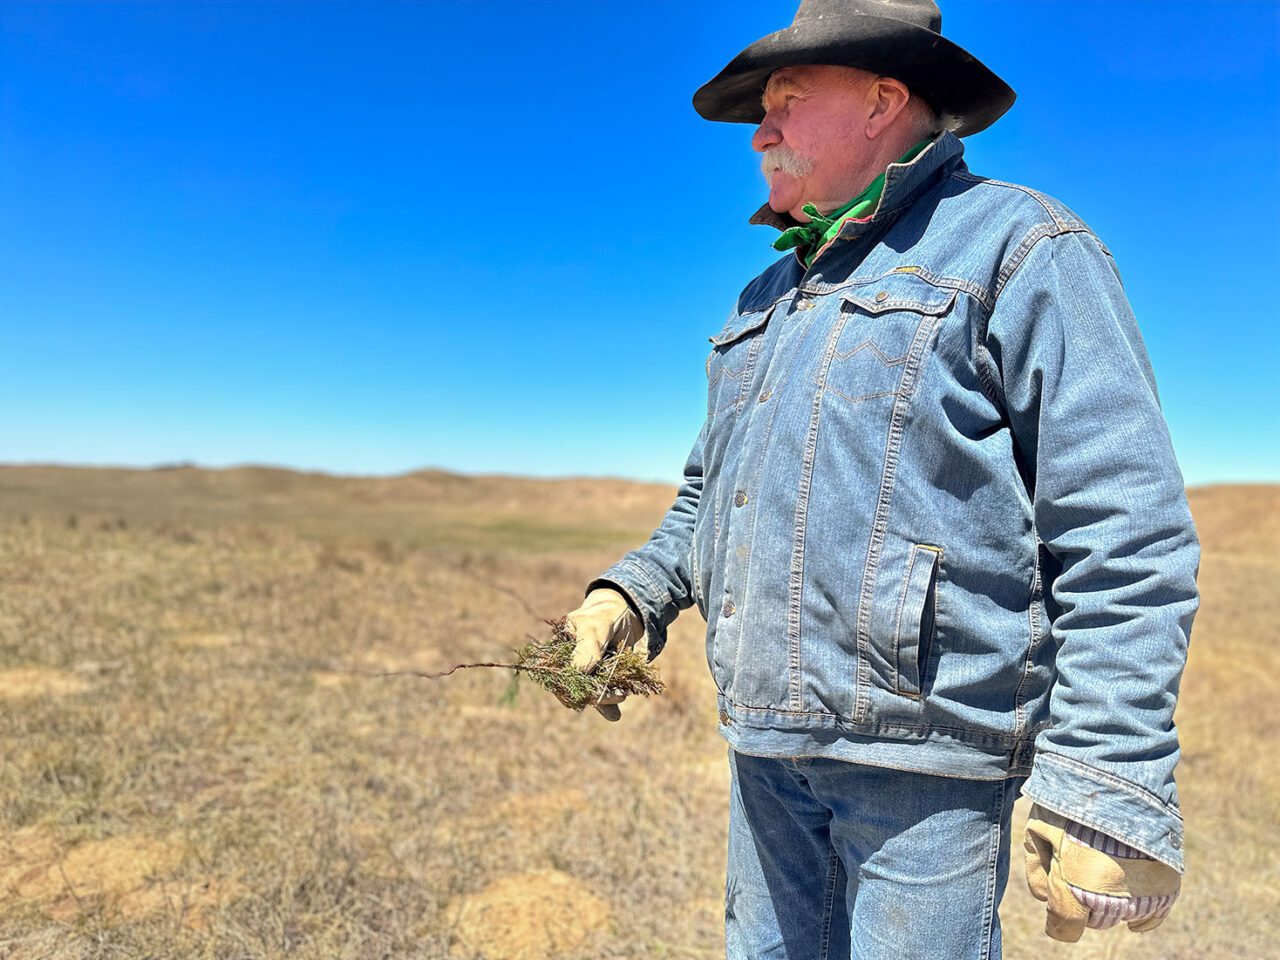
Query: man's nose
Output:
[[752, 118, 781, 153]]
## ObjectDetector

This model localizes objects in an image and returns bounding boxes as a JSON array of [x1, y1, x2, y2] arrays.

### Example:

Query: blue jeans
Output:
[[726, 749, 1026, 960]]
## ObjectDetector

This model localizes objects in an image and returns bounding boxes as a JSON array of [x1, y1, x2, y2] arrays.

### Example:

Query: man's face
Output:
[[753, 65, 874, 220]]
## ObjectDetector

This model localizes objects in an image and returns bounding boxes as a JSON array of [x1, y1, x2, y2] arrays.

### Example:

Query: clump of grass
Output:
[[514, 617, 664, 711], [369, 616, 664, 711]]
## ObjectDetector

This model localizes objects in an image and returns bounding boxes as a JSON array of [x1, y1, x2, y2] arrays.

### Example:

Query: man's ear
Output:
[[864, 76, 912, 140]]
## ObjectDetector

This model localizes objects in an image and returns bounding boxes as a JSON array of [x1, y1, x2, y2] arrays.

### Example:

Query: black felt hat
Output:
[[693, 0, 1015, 137]]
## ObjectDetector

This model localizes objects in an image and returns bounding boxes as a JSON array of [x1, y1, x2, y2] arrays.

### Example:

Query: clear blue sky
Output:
[[2, 1, 1277, 486]]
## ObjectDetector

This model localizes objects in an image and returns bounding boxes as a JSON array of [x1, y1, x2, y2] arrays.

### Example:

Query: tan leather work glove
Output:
[[1024, 804, 1181, 943], [559, 586, 645, 722]]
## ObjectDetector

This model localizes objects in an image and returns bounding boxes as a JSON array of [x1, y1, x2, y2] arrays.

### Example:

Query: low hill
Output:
[[0, 463, 679, 551], [0, 463, 1268, 556]]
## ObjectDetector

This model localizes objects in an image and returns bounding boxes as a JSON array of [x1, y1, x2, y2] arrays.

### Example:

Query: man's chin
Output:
[[768, 191, 801, 217], [764, 176, 801, 215], [768, 198, 812, 224]]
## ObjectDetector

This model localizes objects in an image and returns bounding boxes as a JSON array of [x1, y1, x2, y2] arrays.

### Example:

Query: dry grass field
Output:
[[0, 466, 1275, 959]]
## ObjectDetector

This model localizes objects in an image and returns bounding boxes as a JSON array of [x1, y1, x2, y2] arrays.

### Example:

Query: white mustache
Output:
[[761, 145, 814, 179]]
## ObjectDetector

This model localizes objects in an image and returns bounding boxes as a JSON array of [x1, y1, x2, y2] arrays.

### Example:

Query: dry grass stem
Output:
[[364, 617, 665, 714]]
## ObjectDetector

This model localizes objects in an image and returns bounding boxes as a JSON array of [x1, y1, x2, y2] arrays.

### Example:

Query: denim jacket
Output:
[[589, 130, 1199, 872]]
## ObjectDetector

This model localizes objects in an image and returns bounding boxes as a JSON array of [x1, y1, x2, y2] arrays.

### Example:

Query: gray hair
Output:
[[911, 93, 962, 137]]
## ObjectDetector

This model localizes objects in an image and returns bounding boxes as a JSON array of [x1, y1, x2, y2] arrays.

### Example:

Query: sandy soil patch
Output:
[[0, 829, 61, 897], [120, 874, 246, 929], [11, 834, 181, 919], [0, 668, 90, 701], [172, 631, 236, 650], [448, 868, 610, 960], [311, 671, 352, 688], [0, 829, 238, 927]]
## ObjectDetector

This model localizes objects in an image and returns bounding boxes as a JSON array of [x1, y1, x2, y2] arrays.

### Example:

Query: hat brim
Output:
[[693, 17, 1015, 137]]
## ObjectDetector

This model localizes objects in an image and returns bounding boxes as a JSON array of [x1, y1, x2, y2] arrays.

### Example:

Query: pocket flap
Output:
[[709, 303, 777, 346], [840, 275, 958, 316]]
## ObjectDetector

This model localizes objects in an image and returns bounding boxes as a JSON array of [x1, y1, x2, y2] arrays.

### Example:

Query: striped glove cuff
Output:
[[1064, 819, 1179, 929]]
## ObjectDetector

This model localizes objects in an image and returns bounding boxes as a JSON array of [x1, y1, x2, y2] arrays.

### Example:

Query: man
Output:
[[557, 1, 1199, 956]]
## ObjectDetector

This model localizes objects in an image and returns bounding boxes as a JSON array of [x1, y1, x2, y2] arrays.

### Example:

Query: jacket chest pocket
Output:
[[706, 304, 776, 419], [826, 276, 958, 404]]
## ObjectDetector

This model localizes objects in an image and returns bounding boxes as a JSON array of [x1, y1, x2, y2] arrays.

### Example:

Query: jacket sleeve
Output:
[[585, 417, 705, 660], [983, 227, 1200, 872]]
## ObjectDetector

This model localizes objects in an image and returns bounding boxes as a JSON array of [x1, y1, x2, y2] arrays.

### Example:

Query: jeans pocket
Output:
[[894, 543, 942, 698]]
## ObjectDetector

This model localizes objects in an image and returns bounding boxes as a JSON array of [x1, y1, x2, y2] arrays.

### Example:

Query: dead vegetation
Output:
[[0, 469, 1273, 958], [447, 870, 611, 959], [514, 618, 665, 711]]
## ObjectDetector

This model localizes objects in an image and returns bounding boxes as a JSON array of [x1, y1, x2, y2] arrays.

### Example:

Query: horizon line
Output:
[[0, 459, 1274, 492]]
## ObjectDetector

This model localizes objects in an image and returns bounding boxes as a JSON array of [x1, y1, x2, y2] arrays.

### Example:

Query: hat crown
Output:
[[693, 0, 1014, 136], [794, 0, 941, 33]]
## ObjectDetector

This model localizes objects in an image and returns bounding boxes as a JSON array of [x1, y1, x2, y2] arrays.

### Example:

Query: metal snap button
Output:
[[722, 599, 736, 618], [874, 290, 889, 303], [718, 709, 731, 725], [795, 299, 814, 311], [1170, 831, 1183, 850], [758, 389, 772, 402], [733, 490, 748, 507]]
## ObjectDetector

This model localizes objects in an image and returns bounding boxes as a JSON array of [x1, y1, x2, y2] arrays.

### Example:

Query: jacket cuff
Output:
[[585, 557, 674, 660], [1023, 752, 1185, 873]]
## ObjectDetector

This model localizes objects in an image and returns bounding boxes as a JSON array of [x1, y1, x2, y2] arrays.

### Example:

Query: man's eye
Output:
[[762, 92, 799, 112]]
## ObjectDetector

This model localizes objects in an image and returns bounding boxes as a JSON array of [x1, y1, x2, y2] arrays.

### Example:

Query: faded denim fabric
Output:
[[589, 130, 1199, 872], [726, 748, 1024, 959]]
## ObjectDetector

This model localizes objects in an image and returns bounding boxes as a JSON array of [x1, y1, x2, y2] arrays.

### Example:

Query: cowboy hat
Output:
[[693, 0, 1015, 137]]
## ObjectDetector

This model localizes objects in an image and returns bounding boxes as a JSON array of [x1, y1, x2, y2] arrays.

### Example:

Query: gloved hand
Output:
[[1024, 803, 1181, 942], [559, 586, 645, 722]]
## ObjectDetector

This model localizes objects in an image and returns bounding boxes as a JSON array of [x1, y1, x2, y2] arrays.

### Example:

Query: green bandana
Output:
[[773, 138, 933, 267]]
